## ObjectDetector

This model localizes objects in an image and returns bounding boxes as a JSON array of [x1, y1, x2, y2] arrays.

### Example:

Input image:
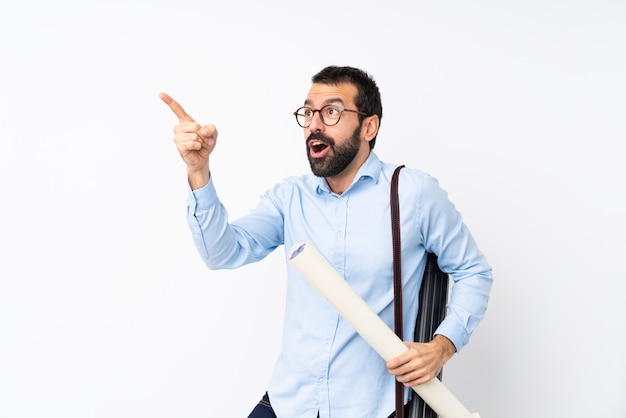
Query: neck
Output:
[[325, 149, 370, 194], [325, 177, 350, 195]]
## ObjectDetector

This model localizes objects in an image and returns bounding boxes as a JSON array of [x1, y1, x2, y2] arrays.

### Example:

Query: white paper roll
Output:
[[289, 241, 480, 418]]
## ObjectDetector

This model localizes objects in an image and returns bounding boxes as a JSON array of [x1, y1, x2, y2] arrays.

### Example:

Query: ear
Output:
[[361, 114, 380, 142]]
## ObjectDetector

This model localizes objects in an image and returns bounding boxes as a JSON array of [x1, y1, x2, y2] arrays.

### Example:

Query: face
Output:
[[302, 83, 365, 178]]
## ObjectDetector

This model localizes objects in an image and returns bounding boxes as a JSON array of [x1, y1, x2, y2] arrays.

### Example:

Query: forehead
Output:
[[305, 82, 358, 107]]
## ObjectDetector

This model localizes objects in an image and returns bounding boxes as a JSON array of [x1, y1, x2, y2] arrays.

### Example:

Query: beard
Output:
[[306, 126, 361, 178]]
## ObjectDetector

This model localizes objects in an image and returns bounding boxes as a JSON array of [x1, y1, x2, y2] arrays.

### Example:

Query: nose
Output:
[[307, 110, 325, 132]]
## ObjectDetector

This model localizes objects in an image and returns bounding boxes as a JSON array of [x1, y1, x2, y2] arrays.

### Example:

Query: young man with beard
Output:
[[160, 65, 493, 418]]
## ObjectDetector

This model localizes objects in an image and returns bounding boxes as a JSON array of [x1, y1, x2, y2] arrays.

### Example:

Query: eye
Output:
[[325, 106, 340, 117], [303, 108, 314, 117]]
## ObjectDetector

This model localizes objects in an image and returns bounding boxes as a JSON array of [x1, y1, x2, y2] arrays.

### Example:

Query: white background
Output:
[[1, 1, 625, 417]]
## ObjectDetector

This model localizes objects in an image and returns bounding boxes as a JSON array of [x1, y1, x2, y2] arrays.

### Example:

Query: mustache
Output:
[[307, 132, 335, 146]]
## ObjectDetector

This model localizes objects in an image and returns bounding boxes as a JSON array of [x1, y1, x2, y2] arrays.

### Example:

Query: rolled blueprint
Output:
[[288, 241, 479, 418]]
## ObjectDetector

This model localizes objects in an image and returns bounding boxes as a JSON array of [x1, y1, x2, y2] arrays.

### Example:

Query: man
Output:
[[160, 65, 493, 418]]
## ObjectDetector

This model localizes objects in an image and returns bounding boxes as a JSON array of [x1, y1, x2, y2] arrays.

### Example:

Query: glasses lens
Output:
[[321, 105, 341, 126], [293, 107, 307, 127]]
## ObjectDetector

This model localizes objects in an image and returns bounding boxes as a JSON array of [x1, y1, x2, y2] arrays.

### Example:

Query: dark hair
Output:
[[311, 65, 382, 149]]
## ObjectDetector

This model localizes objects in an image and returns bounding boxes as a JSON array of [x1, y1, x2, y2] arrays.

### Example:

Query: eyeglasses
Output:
[[293, 105, 367, 128]]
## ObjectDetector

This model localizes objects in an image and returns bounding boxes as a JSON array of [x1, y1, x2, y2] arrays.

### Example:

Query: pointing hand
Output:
[[160, 92, 217, 189]]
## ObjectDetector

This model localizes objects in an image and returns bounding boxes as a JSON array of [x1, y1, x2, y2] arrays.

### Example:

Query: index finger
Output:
[[159, 92, 195, 123]]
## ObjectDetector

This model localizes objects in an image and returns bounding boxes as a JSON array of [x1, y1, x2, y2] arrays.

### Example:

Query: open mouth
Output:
[[308, 140, 330, 158]]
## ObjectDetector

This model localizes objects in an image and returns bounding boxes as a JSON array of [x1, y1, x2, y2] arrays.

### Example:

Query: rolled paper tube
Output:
[[288, 241, 480, 418]]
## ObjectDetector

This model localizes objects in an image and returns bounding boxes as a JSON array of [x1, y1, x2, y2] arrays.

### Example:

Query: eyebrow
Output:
[[303, 97, 346, 107]]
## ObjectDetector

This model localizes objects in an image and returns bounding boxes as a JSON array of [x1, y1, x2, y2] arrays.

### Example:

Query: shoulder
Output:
[[382, 161, 439, 191], [381, 163, 453, 212]]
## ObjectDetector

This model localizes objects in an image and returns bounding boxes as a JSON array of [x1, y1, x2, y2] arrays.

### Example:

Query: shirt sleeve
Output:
[[186, 175, 284, 269], [418, 173, 493, 351]]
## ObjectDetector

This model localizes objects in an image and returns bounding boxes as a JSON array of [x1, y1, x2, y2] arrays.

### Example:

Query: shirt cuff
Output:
[[434, 319, 470, 352], [187, 175, 218, 215]]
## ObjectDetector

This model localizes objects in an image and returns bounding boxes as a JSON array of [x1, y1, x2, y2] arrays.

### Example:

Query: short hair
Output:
[[311, 66, 382, 149]]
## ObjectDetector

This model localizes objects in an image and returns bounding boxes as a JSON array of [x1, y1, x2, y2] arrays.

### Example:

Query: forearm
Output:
[[436, 266, 492, 351], [186, 178, 283, 269], [186, 178, 245, 269]]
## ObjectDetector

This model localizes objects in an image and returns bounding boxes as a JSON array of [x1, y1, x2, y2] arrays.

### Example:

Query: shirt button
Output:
[[319, 377, 325, 384], [336, 231, 343, 238]]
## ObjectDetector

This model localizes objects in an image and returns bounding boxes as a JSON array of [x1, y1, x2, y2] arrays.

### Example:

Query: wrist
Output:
[[187, 167, 210, 190], [433, 334, 456, 359]]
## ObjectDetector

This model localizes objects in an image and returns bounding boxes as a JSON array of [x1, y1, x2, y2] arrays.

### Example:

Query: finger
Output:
[[200, 124, 218, 141], [386, 343, 413, 369], [176, 136, 205, 152], [159, 92, 195, 123]]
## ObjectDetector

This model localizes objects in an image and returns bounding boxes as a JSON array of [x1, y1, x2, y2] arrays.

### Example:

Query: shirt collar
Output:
[[315, 151, 382, 194]]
